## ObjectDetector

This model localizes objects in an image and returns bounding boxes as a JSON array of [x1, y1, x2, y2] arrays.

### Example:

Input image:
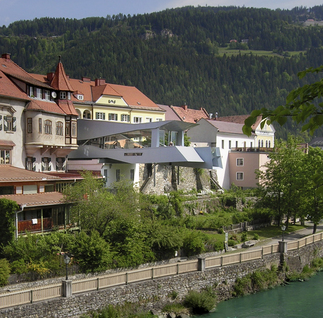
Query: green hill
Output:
[[1, 5, 323, 139]]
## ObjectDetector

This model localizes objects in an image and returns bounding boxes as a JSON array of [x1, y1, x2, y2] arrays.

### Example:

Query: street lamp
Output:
[[281, 225, 286, 242], [64, 253, 71, 280]]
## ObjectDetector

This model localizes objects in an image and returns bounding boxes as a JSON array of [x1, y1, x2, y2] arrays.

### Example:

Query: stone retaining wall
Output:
[[1, 241, 322, 318]]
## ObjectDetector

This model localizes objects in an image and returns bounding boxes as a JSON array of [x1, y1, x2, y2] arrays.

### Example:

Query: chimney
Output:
[[47, 72, 54, 81], [1, 53, 11, 60], [82, 77, 91, 82], [95, 78, 106, 86], [182, 104, 188, 111], [215, 112, 218, 120], [209, 113, 213, 119]]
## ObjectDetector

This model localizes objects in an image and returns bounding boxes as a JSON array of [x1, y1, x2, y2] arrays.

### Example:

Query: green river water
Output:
[[194, 271, 323, 318]]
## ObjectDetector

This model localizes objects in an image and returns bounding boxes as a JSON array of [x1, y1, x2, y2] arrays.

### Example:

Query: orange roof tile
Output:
[[56, 100, 79, 116], [0, 70, 29, 100], [91, 84, 122, 102], [171, 105, 209, 123], [0, 56, 51, 89], [0, 165, 60, 183], [0, 192, 64, 207], [50, 60, 74, 92], [25, 99, 66, 115]]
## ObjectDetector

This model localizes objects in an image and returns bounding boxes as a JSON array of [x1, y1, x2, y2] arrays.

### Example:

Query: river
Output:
[[194, 271, 323, 318]]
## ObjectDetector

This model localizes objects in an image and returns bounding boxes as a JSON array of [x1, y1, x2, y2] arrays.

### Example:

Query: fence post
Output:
[[126, 272, 128, 285], [30, 290, 33, 303], [151, 267, 154, 279], [198, 258, 205, 272], [261, 247, 264, 259], [62, 280, 72, 297], [97, 277, 100, 290], [177, 263, 179, 275]]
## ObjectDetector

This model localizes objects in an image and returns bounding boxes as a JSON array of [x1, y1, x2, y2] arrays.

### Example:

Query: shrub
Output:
[[183, 289, 216, 314], [241, 232, 248, 242], [0, 258, 10, 286], [169, 290, 178, 300], [228, 239, 236, 247], [253, 233, 259, 240], [182, 231, 206, 256]]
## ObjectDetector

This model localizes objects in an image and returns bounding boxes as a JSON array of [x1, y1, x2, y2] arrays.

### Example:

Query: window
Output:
[[27, 118, 32, 133], [0, 115, 2, 131], [67, 92, 71, 100], [26, 157, 36, 171], [45, 184, 55, 192], [56, 157, 65, 171], [261, 140, 264, 147], [60, 92, 66, 99], [156, 118, 163, 121], [56, 121, 63, 135], [236, 158, 244, 166], [121, 114, 130, 122], [130, 169, 135, 181], [44, 90, 50, 100], [36, 88, 42, 99], [4, 116, 16, 132], [42, 157, 51, 171], [265, 140, 268, 148], [39, 118, 42, 133], [250, 142, 253, 148], [236, 141, 238, 148], [44, 120, 52, 134], [65, 121, 70, 137], [29, 86, 34, 97], [236, 172, 244, 180], [133, 116, 142, 123], [0, 150, 10, 164], [268, 140, 271, 148], [96, 112, 105, 120], [116, 169, 120, 182], [146, 117, 153, 122], [108, 113, 118, 121], [71, 121, 77, 137], [83, 110, 91, 119], [229, 140, 231, 149], [221, 140, 224, 149]]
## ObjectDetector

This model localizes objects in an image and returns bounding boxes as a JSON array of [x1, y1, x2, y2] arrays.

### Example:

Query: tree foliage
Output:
[[0, 198, 19, 253]]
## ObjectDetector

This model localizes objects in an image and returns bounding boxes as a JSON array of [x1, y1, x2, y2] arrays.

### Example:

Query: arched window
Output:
[[76, 109, 81, 119], [56, 121, 63, 135], [44, 120, 52, 134], [83, 110, 91, 119]]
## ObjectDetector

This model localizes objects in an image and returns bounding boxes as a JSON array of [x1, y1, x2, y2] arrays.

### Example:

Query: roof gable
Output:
[[50, 59, 74, 92], [171, 105, 209, 123]]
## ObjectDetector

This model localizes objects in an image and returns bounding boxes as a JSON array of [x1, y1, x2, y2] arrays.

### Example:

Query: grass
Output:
[[217, 47, 305, 57], [247, 224, 307, 240]]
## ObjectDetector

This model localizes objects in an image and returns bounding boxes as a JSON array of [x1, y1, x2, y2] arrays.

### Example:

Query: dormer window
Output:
[[36, 88, 42, 99], [60, 92, 67, 99], [77, 94, 84, 101], [29, 86, 34, 97], [44, 90, 50, 101]]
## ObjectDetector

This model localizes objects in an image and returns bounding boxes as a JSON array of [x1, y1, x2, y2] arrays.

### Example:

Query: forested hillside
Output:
[[1, 5, 323, 138]]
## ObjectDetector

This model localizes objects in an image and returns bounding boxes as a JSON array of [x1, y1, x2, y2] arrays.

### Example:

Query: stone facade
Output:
[[140, 164, 214, 195]]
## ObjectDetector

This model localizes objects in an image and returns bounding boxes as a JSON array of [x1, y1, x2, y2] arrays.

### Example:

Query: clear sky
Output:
[[0, 0, 322, 27]]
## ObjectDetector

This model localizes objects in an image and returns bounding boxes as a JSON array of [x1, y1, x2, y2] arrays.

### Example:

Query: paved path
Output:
[[247, 222, 323, 251]]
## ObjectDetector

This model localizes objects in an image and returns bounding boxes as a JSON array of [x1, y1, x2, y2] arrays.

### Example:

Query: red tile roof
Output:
[[56, 100, 79, 116], [0, 165, 60, 183], [171, 105, 209, 123], [0, 56, 51, 89], [25, 99, 66, 115], [0, 192, 64, 207], [0, 70, 29, 100], [50, 60, 74, 92]]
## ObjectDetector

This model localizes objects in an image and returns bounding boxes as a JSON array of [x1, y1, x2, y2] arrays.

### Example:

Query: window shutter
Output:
[[0, 115, 2, 130], [3, 116, 7, 131], [13, 117, 16, 131]]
